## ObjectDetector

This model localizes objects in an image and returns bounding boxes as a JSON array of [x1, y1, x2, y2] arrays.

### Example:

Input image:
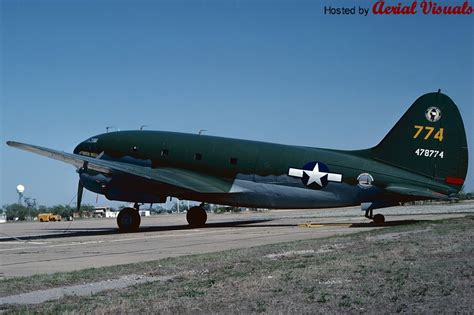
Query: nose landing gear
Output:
[[117, 203, 141, 233]]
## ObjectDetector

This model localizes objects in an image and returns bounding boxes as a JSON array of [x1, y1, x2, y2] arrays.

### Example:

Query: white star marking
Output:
[[288, 163, 342, 187], [304, 163, 327, 187]]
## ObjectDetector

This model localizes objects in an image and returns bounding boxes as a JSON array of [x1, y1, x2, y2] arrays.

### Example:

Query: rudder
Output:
[[372, 91, 468, 190]]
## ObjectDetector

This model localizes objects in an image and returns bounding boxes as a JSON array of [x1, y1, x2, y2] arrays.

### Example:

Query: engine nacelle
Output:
[[79, 172, 167, 203], [105, 189, 167, 203]]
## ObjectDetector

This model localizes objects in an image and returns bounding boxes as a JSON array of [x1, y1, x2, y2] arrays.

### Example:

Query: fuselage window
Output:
[[161, 149, 169, 157], [230, 157, 238, 165], [195, 153, 202, 161]]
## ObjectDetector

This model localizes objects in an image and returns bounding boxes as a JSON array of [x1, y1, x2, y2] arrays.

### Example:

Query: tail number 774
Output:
[[413, 125, 444, 141]]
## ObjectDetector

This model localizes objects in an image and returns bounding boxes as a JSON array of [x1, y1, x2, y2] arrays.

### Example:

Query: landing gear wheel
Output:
[[373, 214, 385, 225], [186, 206, 207, 228], [117, 207, 141, 232]]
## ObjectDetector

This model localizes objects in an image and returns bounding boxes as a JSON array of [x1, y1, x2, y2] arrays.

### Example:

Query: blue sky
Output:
[[1, 0, 473, 207]]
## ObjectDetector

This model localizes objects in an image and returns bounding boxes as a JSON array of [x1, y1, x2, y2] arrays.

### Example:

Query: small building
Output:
[[94, 206, 118, 218], [139, 210, 151, 217], [105, 210, 118, 218], [0, 213, 6, 223]]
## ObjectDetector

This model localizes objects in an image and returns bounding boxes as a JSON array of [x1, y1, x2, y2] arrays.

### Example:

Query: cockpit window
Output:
[[86, 137, 98, 143]]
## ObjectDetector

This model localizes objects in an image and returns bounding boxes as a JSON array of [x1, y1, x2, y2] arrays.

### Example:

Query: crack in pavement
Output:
[[0, 274, 175, 305]]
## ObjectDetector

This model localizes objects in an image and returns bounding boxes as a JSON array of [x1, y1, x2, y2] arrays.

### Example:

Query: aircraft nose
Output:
[[73, 142, 87, 155], [74, 136, 100, 155]]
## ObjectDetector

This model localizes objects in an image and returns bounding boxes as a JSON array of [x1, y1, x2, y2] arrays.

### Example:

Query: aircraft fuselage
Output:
[[73, 130, 456, 209]]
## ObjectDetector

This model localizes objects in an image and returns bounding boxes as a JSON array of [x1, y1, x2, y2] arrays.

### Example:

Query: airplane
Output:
[[6, 91, 468, 232]]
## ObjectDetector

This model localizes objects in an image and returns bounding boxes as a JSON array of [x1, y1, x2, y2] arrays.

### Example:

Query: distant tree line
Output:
[[4, 190, 470, 221], [167, 202, 256, 214], [456, 191, 473, 200], [0, 203, 96, 221], [0, 202, 186, 221]]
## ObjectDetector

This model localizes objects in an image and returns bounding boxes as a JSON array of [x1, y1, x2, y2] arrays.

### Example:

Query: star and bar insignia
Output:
[[288, 161, 342, 190]]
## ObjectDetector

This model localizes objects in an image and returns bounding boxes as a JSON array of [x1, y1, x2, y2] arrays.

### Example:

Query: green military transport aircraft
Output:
[[7, 91, 468, 232]]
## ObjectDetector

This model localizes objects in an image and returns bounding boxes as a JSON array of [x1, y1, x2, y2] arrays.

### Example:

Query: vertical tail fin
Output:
[[372, 91, 468, 191]]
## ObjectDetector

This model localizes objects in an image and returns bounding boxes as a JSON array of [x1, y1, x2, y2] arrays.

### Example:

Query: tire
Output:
[[186, 206, 207, 228], [117, 207, 141, 232], [373, 214, 385, 225]]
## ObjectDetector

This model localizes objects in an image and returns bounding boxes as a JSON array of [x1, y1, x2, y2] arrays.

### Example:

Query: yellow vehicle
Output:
[[37, 213, 61, 222]]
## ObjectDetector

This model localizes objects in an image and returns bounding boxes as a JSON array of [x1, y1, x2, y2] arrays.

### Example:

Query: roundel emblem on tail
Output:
[[425, 106, 442, 122], [288, 161, 343, 190]]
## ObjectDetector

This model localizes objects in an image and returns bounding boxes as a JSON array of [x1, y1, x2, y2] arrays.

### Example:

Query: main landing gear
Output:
[[117, 203, 141, 233], [117, 202, 208, 232], [186, 204, 207, 228], [364, 208, 385, 225]]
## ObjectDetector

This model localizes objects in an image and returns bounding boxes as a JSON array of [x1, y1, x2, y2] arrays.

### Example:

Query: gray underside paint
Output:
[[217, 178, 361, 209]]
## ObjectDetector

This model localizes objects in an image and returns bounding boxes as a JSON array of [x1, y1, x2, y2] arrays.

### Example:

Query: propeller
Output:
[[76, 162, 88, 212], [77, 181, 84, 212]]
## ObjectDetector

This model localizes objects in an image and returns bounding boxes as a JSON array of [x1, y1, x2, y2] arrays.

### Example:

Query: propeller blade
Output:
[[76, 161, 88, 212], [77, 181, 84, 212]]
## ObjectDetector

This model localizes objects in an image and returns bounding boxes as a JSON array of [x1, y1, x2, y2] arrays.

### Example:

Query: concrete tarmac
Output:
[[1, 202, 473, 278]]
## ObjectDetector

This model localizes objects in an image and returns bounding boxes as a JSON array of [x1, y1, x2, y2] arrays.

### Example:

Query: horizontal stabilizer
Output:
[[385, 184, 448, 200]]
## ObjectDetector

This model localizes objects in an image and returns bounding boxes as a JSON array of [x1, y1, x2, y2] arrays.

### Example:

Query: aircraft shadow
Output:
[[0, 219, 275, 242], [0, 219, 422, 242], [349, 219, 421, 228]]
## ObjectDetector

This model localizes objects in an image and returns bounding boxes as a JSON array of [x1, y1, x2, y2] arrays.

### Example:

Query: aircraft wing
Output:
[[385, 184, 448, 200], [6, 141, 237, 193]]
